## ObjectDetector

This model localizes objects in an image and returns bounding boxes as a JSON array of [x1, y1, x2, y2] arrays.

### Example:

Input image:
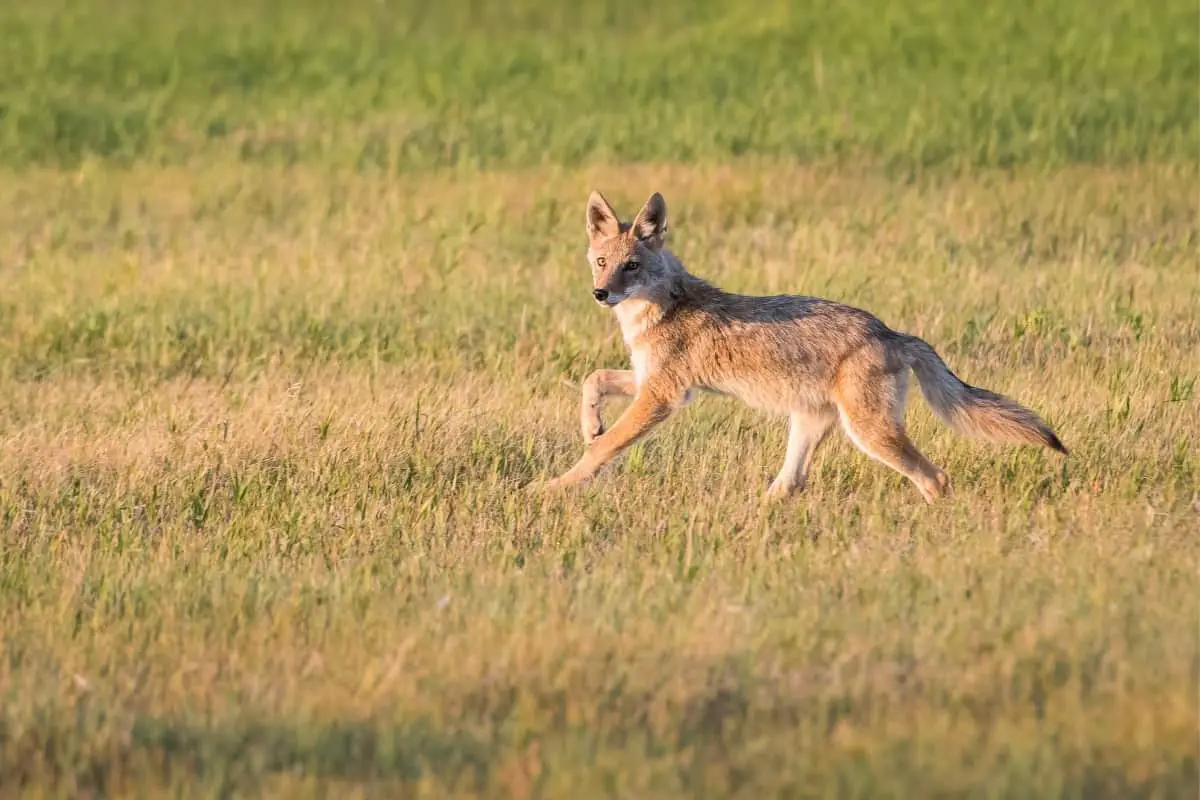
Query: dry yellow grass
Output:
[[0, 161, 1197, 796]]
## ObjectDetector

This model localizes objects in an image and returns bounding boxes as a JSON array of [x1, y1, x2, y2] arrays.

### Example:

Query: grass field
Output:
[[1, 0, 1198, 797]]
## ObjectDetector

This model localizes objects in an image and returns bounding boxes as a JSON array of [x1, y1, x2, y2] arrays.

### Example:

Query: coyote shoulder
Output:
[[541, 190, 1067, 502]]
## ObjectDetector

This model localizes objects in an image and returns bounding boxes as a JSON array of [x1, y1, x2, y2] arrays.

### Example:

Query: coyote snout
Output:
[[592, 288, 624, 306], [540, 189, 1068, 502]]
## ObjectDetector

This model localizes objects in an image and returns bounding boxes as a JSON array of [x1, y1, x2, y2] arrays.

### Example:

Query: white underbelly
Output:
[[708, 377, 828, 415]]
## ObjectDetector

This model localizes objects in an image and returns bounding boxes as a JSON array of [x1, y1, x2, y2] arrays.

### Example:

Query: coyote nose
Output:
[[592, 288, 609, 302]]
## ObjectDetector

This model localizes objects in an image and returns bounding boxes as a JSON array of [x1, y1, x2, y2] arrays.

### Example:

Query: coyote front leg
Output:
[[766, 409, 837, 498], [580, 369, 637, 443], [548, 390, 673, 489]]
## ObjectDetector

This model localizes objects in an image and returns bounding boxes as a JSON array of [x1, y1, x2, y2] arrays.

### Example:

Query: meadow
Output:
[[0, 0, 1198, 796]]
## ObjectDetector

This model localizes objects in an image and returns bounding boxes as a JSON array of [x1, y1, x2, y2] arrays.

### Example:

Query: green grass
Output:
[[1, 0, 1199, 797], [0, 0, 1196, 170]]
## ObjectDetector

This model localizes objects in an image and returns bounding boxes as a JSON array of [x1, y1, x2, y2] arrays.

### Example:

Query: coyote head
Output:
[[583, 190, 670, 307]]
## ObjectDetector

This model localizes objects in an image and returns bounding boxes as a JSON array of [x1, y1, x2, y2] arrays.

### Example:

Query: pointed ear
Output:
[[586, 190, 620, 240], [632, 192, 668, 249]]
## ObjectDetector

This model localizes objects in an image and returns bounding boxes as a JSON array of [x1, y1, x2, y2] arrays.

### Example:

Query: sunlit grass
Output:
[[2, 0, 1197, 794], [1, 160, 1196, 796]]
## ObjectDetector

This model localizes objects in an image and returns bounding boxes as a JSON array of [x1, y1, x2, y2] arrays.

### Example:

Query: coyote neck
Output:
[[612, 298, 665, 346], [611, 251, 713, 346]]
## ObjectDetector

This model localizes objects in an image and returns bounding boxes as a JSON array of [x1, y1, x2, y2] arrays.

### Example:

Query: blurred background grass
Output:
[[0, 0, 1195, 170]]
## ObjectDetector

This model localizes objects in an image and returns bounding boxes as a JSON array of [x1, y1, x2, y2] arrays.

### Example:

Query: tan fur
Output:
[[540, 190, 1068, 502]]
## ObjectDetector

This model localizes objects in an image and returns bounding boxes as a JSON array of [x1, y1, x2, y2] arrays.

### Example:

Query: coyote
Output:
[[541, 190, 1067, 502]]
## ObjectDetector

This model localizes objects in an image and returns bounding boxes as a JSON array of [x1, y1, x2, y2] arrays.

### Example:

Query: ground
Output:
[[0, 1, 1197, 797]]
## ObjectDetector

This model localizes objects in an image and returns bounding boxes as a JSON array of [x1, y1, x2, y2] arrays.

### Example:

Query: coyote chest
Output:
[[614, 299, 659, 387]]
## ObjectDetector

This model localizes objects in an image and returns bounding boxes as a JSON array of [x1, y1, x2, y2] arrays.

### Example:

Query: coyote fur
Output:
[[541, 190, 1067, 502]]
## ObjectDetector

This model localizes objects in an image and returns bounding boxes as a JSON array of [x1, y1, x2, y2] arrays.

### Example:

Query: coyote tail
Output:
[[901, 335, 1068, 454]]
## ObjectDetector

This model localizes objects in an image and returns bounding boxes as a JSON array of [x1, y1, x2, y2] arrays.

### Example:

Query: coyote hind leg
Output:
[[835, 367, 949, 503]]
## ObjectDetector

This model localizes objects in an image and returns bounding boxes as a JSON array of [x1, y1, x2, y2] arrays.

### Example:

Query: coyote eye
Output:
[[595, 257, 606, 268], [623, 261, 640, 272]]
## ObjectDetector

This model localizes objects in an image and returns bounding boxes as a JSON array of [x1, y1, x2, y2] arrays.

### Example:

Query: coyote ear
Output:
[[586, 191, 620, 240], [632, 192, 668, 249]]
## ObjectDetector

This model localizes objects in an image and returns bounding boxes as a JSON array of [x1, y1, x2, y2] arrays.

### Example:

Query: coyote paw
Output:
[[915, 471, 951, 504], [765, 476, 803, 500], [529, 474, 580, 493], [525, 478, 554, 494], [581, 420, 605, 445], [525, 474, 556, 494]]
